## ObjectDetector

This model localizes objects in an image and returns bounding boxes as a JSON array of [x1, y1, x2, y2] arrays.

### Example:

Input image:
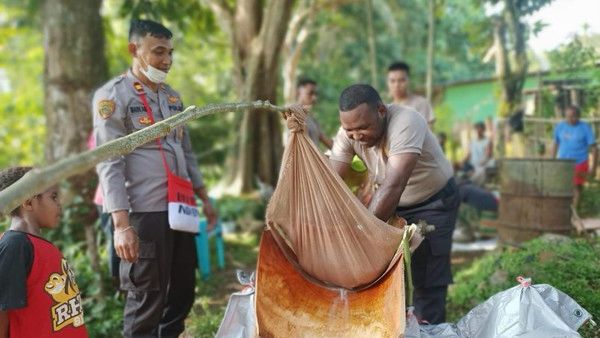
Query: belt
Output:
[[396, 177, 457, 212]]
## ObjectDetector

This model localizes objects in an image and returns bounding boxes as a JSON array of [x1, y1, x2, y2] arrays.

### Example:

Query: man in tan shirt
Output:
[[330, 84, 458, 324], [293, 79, 332, 149], [387, 61, 435, 129]]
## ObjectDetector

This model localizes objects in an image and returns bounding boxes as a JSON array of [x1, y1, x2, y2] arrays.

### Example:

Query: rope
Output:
[[402, 224, 417, 307]]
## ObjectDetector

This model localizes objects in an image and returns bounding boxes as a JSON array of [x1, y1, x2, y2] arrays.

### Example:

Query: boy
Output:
[[0, 167, 89, 338]]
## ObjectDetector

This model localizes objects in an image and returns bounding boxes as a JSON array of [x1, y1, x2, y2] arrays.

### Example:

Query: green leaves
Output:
[[448, 236, 600, 337], [0, 4, 45, 168], [118, 0, 217, 33]]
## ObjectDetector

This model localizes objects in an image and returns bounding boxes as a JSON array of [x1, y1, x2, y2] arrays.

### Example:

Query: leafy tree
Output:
[[0, 4, 45, 167], [486, 0, 554, 117], [294, 0, 494, 136], [205, 0, 296, 193], [547, 34, 600, 115]]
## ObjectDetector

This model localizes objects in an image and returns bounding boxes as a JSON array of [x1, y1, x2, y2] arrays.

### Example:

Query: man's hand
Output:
[[202, 201, 218, 231], [194, 186, 218, 231], [330, 159, 351, 179], [112, 210, 139, 263], [369, 153, 419, 222]]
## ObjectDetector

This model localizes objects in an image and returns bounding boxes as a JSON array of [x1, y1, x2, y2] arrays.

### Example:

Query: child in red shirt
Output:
[[0, 167, 89, 338]]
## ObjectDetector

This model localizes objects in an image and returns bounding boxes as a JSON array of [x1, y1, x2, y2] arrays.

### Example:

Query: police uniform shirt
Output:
[[93, 69, 204, 213]]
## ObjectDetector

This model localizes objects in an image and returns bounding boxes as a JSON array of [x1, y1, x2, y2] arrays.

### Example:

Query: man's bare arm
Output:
[[368, 153, 419, 221], [330, 159, 351, 180], [590, 144, 598, 177], [320, 132, 333, 149], [112, 210, 139, 263]]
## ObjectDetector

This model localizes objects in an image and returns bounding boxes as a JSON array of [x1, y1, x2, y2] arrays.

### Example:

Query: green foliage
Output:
[[59, 236, 124, 338], [117, 0, 216, 32], [448, 236, 600, 336], [547, 35, 600, 115], [579, 179, 600, 218], [298, 0, 494, 137], [0, 4, 45, 168], [485, 0, 555, 17], [186, 232, 260, 337], [216, 195, 265, 223]]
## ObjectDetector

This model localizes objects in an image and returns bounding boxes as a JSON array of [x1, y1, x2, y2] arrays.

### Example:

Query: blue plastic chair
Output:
[[195, 218, 225, 279]]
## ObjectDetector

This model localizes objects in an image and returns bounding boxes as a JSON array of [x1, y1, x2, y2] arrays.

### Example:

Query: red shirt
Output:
[[7, 233, 89, 338]]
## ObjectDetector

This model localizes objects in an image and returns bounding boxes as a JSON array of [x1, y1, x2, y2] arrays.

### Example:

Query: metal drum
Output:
[[497, 158, 575, 244]]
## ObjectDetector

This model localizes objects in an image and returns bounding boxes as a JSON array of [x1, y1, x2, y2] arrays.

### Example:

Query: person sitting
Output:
[[463, 121, 494, 186]]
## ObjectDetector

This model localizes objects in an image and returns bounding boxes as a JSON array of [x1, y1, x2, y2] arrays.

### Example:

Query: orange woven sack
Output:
[[266, 106, 404, 290]]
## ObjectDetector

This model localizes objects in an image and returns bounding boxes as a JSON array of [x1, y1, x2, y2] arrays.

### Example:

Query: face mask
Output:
[[140, 57, 168, 84]]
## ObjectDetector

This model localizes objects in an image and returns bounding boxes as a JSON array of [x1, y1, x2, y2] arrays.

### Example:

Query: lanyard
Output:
[[133, 81, 172, 175]]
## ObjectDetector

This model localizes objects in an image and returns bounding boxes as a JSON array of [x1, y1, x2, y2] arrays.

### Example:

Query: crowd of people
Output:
[[1, 18, 597, 338]]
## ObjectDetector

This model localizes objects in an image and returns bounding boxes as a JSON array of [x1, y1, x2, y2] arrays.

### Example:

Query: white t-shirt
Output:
[[469, 137, 494, 168]]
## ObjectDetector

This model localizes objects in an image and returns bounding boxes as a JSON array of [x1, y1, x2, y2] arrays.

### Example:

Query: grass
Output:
[[447, 235, 600, 337], [185, 231, 260, 338], [579, 178, 600, 218]]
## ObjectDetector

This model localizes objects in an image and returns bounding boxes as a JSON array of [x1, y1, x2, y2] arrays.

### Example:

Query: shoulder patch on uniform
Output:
[[139, 116, 152, 125], [167, 95, 179, 104], [98, 99, 116, 119]]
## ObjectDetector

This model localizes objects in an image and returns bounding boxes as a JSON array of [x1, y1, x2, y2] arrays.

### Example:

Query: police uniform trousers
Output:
[[396, 178, 459, 324], [120, 212, 197, 338]]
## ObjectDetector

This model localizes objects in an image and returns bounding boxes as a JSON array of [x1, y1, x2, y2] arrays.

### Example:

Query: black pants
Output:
[[397, 179, 460, 324], [458, 182, 498, 212], [120, 212, 197, 338]]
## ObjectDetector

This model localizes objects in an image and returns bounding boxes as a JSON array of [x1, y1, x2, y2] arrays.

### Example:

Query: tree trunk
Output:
[[502, 0, 528, 116], [216, 0, 295, 194], [282, 1, 316, 105], [425, 0, 435, 102], [43, 0, 108, 297], [365, 0, 377, 85], [495, 0, 528, 118]]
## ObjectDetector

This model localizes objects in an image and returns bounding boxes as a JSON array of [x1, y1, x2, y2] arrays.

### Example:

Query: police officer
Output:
[[93, 19, 217, 337], [330, 84, 458, 324]]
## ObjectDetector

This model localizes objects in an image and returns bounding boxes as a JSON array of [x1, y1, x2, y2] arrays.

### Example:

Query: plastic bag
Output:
[[215, 271, 258, 338], [456, 277, 591, 338], [405, 277, 593, 338]]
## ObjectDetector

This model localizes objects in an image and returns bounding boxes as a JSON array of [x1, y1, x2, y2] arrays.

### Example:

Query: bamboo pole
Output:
[[0, 101, 286, 216]]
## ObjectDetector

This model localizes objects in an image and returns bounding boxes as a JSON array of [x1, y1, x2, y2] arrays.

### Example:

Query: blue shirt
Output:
[[553, 120, 596, 164]]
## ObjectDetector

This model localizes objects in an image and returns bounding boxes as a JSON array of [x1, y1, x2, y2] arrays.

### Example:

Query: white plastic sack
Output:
[[215, 271, 258, 338], [405, 277, 593, 338], [456, 277, 591, 338]]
